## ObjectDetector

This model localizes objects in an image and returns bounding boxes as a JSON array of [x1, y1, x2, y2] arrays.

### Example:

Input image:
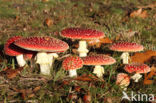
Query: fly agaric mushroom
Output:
[[14, 36, 69, 75], [116, 73, 130, 90], [82, 54, 116, 78], [61, 28, 105, 57], [124, 63, 151, 82], [109, 42, 143, 64], [4, 36, 27, 67], [62, 56, 83, 77]]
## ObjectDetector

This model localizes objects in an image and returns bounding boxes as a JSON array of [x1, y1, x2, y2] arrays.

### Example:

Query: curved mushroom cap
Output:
[[109, 42, 144, 52], [14, 36, 69, 52], [124, 63, 151, 74], [4, 36, 25, 56], [61, 28, 105, 40], [116, 73, 130, 86], [82, 54, 116, 65], [62, 56, 83, 70]]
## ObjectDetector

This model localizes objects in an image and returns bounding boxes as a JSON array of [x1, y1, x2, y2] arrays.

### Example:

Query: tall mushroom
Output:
[[116, 73, 130, 90], [4, 36, 27, 67], [124, 63, 151, 82], [109, 42, 144, 64], [62, 56, 83, 77], [82, 54, 116, 78], [14, 36, 69, 75], [61, 28, 105, 57]]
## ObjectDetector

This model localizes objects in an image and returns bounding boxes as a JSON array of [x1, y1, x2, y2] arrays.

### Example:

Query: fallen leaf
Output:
[[44, 18, 53, 27], [6, 67, 23, 79], [83, 92, 91, 103], [130, 8, 148, 19], [137, 2, 156, 9], [72, 48, 78, 54], [68, 93, 78, 100], [12, 88, 32, 100], [74, 86, 81, 92], [28, 93, 35, 98], [33, 86, 41, 92], [42, 0, 49, 2], [143, 79, 153, 85], [87, 37, 112, 48], [144, 66, 156, 85], [107, 97, 113, 103], [74, 74, 99, 82], [131, 50, 156, 63]]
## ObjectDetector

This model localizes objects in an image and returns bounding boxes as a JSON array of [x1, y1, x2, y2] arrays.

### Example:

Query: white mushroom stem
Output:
[[77, 41, 89, 57], [36, 52, 51, 75], [48, 53, 59, 67], [120, 52, 129, 64], [40, 64, 50, 75], [69, 69, 77, 77], [93, 65, 104, 78], [16, 54, 26, 67], [131, 73, 142, 82]]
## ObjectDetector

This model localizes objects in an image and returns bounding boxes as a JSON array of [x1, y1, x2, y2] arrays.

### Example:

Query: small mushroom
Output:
[[14, 36, 69, 75], [61, 28, 105, 57], [116, 73, 130, 91], [4, 36, 27, 67], [62, 56, 83, 77], [82, 54, 116, 78], [124, 63, 151, 82], [109, 42, 143, 64]]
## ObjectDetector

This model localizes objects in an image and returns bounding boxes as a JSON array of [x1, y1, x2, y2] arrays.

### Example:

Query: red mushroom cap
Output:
[[109, 42, 144, 52], [14, 36, 69, 52], [62, 56, 83, 70], [4, 36, 25, 56], [82, 54, 116, 65], [61, 28, 105, 40], [124, 63, 151, 74], [116, 73, 130, 85]]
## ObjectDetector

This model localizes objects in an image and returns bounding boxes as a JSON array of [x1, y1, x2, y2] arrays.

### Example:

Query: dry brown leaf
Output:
[[42, 0, 49, 2], [72, 49, 77, 54], [28, 93, 35, 98], [44, 18, 53, 27], [12, 88, 28, 100], [33, 86, 41, 92], [137, 2, 156, 9], [130, 8, 148, 18], [83, 92, 91, 103], [87, 37, 112, 48], [6, 67, 23, 79], [131, 50, 156, 63], [143, 79, 153, 85], [144, 66, 156, 85], [74, 74, 98, 82]]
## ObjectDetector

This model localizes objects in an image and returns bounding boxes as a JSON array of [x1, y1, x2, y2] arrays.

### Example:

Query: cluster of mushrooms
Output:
[[4, 28, 151, 90]]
